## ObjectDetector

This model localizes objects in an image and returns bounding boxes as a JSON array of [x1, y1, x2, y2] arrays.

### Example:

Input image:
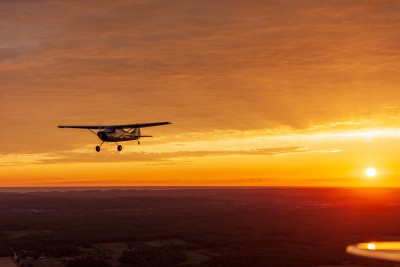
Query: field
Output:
[[0, 187, 400, 267], [0, 257, 16, 267]]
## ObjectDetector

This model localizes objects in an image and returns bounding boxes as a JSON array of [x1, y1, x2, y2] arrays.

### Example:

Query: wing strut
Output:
[[88, 129, 98, 136]]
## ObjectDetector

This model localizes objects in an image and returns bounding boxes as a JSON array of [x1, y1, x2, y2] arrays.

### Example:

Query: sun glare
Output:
[[365, 167, 377, 177], [367, 243, 376, 250]]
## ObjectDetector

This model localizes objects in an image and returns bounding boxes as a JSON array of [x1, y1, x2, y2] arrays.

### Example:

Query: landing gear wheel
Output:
[[96, 146, 100, 152], [117, 145, 122, 152]]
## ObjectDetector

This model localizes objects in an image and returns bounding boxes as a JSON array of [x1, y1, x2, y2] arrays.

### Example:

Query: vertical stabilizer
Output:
[[132, 128, 141, 137]]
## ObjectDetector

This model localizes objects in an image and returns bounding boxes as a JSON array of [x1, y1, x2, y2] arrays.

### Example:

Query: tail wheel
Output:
[[96, 146, 100, 152], [117, 145, 122, 152]]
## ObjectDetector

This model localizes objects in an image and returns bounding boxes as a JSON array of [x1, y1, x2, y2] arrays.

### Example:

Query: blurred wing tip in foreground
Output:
[[347, 242, 400, 262]]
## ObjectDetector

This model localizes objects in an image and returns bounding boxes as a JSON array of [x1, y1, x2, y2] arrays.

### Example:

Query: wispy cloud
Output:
[[0, 153, 64, 166], [1, 1, 400, 151], [0, 136, 343, 166]]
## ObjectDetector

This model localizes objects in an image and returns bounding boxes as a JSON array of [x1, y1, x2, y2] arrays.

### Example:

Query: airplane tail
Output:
[[132, 128, 140, 137], [131, 128, 153, 138]]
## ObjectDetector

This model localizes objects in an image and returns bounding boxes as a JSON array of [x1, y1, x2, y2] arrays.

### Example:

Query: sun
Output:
[[365, 167, 377, 177]]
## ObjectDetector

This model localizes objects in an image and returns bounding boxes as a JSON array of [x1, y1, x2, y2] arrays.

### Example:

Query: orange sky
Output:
[[1, 0, 400, 187]]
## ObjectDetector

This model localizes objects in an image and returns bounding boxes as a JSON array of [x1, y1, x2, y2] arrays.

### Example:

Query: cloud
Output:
[[0, 153, 63, 166], [0, 143, 343, 166], [1, 0, 399, 155]]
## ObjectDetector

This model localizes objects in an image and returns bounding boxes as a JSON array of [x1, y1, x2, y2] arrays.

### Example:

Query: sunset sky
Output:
[[1, 0, 400, 187]]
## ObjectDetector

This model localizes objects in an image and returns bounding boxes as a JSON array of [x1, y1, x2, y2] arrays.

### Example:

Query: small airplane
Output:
[[58, 121, 171, 152]]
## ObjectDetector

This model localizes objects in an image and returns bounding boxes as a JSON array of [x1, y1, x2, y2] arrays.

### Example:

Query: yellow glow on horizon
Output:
[[0, 126, 399, 187]]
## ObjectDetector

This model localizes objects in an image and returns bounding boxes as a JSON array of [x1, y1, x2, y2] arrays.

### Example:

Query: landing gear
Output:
[[137, 140, 140, 145], [95, 144, 122, 152], [95, 141, 104, 152]]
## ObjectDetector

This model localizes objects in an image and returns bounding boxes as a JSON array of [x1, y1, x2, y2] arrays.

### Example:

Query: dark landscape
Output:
[[1, 187, 400, 267]]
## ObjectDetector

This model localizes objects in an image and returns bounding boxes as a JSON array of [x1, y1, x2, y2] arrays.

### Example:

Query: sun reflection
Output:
[[367, 243, 376, 250]]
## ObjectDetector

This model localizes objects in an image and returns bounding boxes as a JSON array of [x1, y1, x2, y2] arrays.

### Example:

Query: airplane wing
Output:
[[347, 242, 400, 262], [58, 122, 171, 129]]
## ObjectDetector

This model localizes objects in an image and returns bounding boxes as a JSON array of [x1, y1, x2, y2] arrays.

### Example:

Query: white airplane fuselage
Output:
[[97, 128, 140, 142]]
